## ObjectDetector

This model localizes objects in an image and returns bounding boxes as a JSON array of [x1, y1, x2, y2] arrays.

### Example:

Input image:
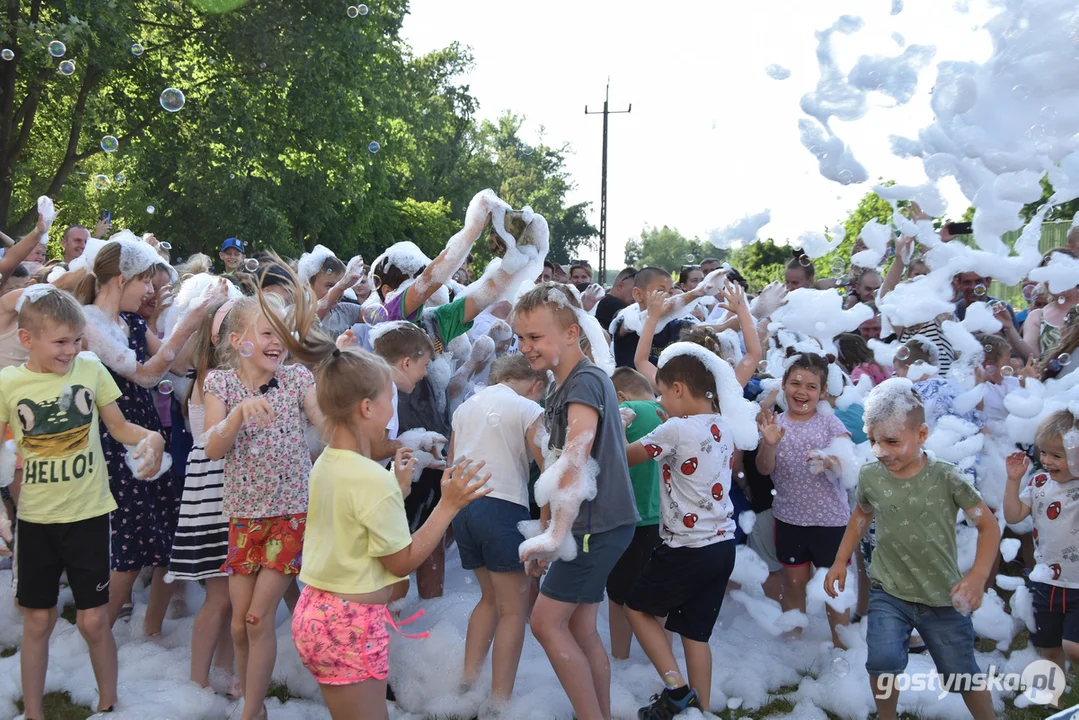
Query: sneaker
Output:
[[637, 687, 701, 720]]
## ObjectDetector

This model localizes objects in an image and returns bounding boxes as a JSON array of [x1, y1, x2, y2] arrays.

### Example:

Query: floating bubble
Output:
[[48, 40, 66, 58], [1023, 285, 1037, 302], [361, 303, 388, 326], [100, 135, 119, 153], [346, 5, 359, 17], [1058, 295, 1067, 305], [92, 174, 110, 191], [1001, 365, 1015, 377], [831, 261, 846, 276], [158, 379, 174, 395], [368, 141, 380, 154], [1061, 352, 1073, 366], [867, 70, 881, 87], [229, 173, 235, 179], [146, 205, 155, 214], [895, 346, 911, 361], [372, 275, 383, 290], [114, 172, 126, 185], [1012, 84, 1032, 100], [357, 3, 369, 14], [239, 341, 255, 358], [832, 657, 850, 678], [131, 42, 145, 56], [159, 241, 172, 251], [244, 258, 259, 272], [757, 360, 768, 373], [684, 254, 695, 264], [1, 49, 13, 61], [486, 412, 501, 428], [1041, 105, 1057, 121], [58, 59, 75, 75], [984, 344, 993, 354], [973, 283, 987, 296], [159, 87, 185, 112], [838, 274, 850, 285], [838, 169, 854, 185], [771, 489, 777, 496], [798, 254, 812, 267], [985, 365, 997, 375]]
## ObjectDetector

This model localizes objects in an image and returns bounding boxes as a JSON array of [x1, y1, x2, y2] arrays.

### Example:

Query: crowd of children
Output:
[[0, 190, 1077, 720]]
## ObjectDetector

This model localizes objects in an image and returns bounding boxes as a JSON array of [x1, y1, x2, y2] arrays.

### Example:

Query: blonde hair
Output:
[[1035, 410, 1078, 451], [185, 297, 230, 417], [315, 347, 393, 437], [19, 288, 85, 334], [514, 282, 581, 329], [489, 353, 547, 386], [214, 295, 272, 369], [254, 252, 338, 368], [177, 253, 213, 278]]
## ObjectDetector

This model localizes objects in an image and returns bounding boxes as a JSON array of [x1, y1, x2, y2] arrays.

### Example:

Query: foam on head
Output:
[[863, 377, 925, 437], [17, 287, 85, 334], [297, 244, 344, 282]]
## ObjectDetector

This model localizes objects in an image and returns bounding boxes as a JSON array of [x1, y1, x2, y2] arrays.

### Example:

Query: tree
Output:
[[728, 239, 790, 291], [623, 225, 712, 272]]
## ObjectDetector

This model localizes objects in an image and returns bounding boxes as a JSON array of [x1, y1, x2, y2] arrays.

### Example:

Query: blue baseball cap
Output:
[[220, 237, 245, 253]]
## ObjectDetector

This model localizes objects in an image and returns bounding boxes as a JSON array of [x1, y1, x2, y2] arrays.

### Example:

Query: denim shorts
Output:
[[1029, 580, 1079, 648], [541, 524, 635, 605], [865, 585, 981, 684], [452, 497, 530, 573]]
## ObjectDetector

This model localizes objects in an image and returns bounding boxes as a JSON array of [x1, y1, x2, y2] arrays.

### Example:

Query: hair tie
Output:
[[825, 353, 837, 364], [211, 298, 238, 341], [332, 348, 341, 357]]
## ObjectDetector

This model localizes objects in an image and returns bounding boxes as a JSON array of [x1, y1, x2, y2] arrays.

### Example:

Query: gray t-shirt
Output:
[[544, 359, 639, 535]]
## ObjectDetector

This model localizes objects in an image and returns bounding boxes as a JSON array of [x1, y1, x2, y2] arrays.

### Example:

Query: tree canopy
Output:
[[4, 1, 594, 264]]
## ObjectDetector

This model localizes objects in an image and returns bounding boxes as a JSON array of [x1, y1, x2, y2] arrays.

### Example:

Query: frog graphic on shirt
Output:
[[16, 385, 98, 485]]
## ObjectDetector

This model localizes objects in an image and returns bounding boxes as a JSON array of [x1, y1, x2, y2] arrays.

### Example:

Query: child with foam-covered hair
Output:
[[824, 378, 998, 720]]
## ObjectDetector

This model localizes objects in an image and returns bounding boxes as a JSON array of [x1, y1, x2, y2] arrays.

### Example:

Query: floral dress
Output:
[[100, 312, 178, 572]]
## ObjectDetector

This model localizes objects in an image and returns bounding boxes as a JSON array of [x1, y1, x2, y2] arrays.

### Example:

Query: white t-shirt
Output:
[[981, 377, 1020, 426], [1020, 471, 1079, 589], [382, 382, 400, 470], [640, 413, 736, 549], [451, 383, 543, 508]]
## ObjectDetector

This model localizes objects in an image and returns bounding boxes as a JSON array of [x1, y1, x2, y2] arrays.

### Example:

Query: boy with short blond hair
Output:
[[4, 287, 165, 718], [824, 378, 998, 720]]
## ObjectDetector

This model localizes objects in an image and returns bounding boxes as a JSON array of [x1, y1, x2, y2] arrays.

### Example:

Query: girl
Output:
[[755, 352, 852, 648], [290, 344, 491, 719], [297, 245, 364, 339], [450, 354, 547, 709], [836, 333, 891, 387], [75, 238, 216, 632], [202, 292, 322, 720], [784, 251, 815, 292], [677, 266, 703, 293], [1023, 248, 1079, 359]]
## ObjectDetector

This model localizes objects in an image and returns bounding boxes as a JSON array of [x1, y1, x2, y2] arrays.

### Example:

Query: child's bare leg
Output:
[[780, 564, 811, 635], [871, 674, 900, 720], [462, 569, 497, 688], [416, 541, 444, 599], [763, 570, 783, 603], [1041, 646, 1067, 676], [320, 678, 389, 720], [625, 608, 684, 689], [568, 602, 611, 720], [20, 607, 57, 719], [826, 606, 850, 649], [855, 549, 870, 616], [143, 567, 176, 636], [283, 576, 300, 613], [238, 569, 292, 720], [682, 637, 713, 710], [1064, 639, 1079, 669], [228, 573, 258, 698], [607, 601, 633, 660], [489, 571, 530, 703], [9, 467, 21, 505], [530, 595, 605, 720], [191, 576, 231, 686], [107, 569, 139, 626], [77, 606, 118, 710], [960, 689, 995, 719]]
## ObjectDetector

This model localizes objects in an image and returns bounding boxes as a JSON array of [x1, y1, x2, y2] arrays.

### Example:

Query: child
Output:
[[825, 378, 998, 720], [297, 245, 365, 340], [836, 332, 891, 387], [3, 287, 165, 718], [756, 352, 853, 647], [975, 332, 1019, 427], [371, 321, 435, 462], [623, 343, 759, 716], [607, 367, 665, 661], [290, 346, 491, 720], [514, 282, 638, 720], [891, 337, 982, 430], [450, 353, 546, 708], [1003, 410, 1079, 681], [203, 293, 322, 720]]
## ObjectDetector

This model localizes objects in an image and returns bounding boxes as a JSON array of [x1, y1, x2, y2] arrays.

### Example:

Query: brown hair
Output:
[[313, 255, 347, 279], [18, 288, 85, 334], [1035, 409, 1077, 450], [372, 323, 435, 364], [1040, 318, 1079, 381], [679, 325, 727, 360], [612, 367, 654, 398], [783, 351, 830, 386], [184, 297, 229, 417], [489, 353, 548, 386], [974, 332, 1009, 366], [655, 353, 719, 411], [893, 337, 936, 368], [787, 250, 816, 280], [514, 282, 581, 329], [633, 267, 672, 291], [73, 242, 155, 305], [836, 333, 874, 373], [316, 347, 393, 438]]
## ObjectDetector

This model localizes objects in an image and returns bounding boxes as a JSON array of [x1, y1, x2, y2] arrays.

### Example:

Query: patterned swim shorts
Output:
[[222, 514, 305, 576]]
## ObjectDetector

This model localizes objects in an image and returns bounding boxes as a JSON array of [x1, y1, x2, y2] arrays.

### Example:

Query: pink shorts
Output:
[[291, 585, 428, 686]]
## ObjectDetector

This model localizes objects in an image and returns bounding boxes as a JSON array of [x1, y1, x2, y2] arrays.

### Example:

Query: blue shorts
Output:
[[541, 524, 635, 605], [865, 585, 981, 685], [1029, 581, 1079, 648], [452, 497, 530, 573]]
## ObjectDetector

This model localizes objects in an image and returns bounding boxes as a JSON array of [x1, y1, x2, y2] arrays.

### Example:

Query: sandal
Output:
[[117, 603, 133, 622]]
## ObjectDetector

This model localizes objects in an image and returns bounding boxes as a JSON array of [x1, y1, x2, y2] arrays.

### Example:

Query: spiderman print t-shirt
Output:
[[1020, 471, 1079, 589], [640, 413, 736, 549]]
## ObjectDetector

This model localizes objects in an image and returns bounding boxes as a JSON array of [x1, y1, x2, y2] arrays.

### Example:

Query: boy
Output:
[[1003, 410, 1079, 683], [515, 283, 638, 720], [607, 367, 665, 661], [3, 288, 165, 719], [218, 236, 245, 275], [824, 378, 999, 720]]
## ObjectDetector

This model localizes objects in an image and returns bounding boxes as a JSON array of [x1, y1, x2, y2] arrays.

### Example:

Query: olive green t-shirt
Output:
[[856, 457, 982, 607]]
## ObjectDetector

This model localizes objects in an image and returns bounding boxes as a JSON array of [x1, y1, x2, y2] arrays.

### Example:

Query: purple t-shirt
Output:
[[383, 290, 421, 324], [771, 411, 851, 527]]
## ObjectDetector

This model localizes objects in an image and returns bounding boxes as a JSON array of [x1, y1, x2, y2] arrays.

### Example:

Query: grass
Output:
[[16, 692, 93, 720]]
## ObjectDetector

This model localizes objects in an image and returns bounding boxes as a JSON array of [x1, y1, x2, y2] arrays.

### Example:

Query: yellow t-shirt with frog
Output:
[[299, 448, 413, 594], [0, 355, 120, 524]]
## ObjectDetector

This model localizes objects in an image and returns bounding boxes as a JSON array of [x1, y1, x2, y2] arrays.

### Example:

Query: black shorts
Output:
[[774, 518, 845, 569], [606, 524, 662, 606], [404, 467, 443, 533], [626, 540, 736, 642], [1029, 581, 1079, 648], [15, 513, 111, 610]]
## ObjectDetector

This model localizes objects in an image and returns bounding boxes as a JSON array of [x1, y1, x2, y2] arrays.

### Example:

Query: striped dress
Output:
[[168, 401, 229, 580]]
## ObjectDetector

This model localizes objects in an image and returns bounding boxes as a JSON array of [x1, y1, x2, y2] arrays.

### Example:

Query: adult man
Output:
[[596, 266, 637, 331], [700, 257, 720, 276], [60, 225, 90, 265], [953, 271, 1016, 327], [219, 237, 246, 275], [538, 260, 555, 283]]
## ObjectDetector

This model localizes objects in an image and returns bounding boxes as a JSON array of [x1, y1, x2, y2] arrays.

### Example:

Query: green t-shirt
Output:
[[425, 296, 474, 350], [856, 457, 982, 606], [622, 400, 665, 527]]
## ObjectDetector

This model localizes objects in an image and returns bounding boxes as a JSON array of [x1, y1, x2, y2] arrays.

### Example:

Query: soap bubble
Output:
[[1041, 105, 1057, 121], [58, 60, 75, 75], [1058, 295, 1067, 305], [100, 135, 119, 153], [368, 141, 380, 154], [48, 40, 66, 58], [114, 172, 126, 185], [1049, 359, 1062, 373], [239, 341, 255, 358], [831, 261, 846, 276], [1001, 365, 1015, 377], [1061, 352, 1073, 366], [229, 173, 235, 179], [973, 284, 987, 297], [346, 5, 359, 17], [867, 70, 881, 87], [158, 379, 174, 395], [1, 49, 13, 61], [244, 258, 260, 272], [159, 87, 185, 112], [684, 254, 695, 264], [146, 205, 155, 214], [131, 42, 145, 56], [798, 254, 812, 267], [895, 346, 911, 361], [1023, 285, 1037, 302], [832, 657, 850, 678], [159, 242, 172, 251], [838, 169, 854, 185], [1012, 84, 1032, 100], [92, 174, 110, 191], [985, 365, 997, 375], [486, 413, 501, 428], [757, 360, 768, 373], [371, 275, 383, 290], [362, 304, 388, 326], [983, 344, 993, 354], [771, 489, 777, 496], [357, 4, 369, 14]]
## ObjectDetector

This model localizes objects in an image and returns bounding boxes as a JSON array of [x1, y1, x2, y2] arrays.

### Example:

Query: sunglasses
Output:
[[569, 259, 591, 267]]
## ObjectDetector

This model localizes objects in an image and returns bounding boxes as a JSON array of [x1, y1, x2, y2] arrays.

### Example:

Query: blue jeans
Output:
[[865, 585, 981, 686]]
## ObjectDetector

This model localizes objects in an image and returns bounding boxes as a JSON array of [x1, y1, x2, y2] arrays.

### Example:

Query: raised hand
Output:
[[440, 458, 492, 511], [1005, 451, 1030, 482], [757, 409, 786, 446], [581, 284, 605, 312]]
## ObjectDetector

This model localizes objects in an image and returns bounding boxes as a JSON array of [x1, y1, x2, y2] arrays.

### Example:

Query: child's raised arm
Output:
[[1002, 451, 1032, 524], [755, 409, 784, 475], [716, 281, 761, 388], [824, 502, 874, 598], [633, 290, 666, 390]]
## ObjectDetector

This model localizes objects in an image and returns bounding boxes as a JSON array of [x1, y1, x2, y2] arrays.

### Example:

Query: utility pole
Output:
[[585, 79, 630, 283]]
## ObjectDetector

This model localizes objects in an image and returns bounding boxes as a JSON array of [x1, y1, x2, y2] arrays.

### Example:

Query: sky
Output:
[[400, 0, 996, 270]]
